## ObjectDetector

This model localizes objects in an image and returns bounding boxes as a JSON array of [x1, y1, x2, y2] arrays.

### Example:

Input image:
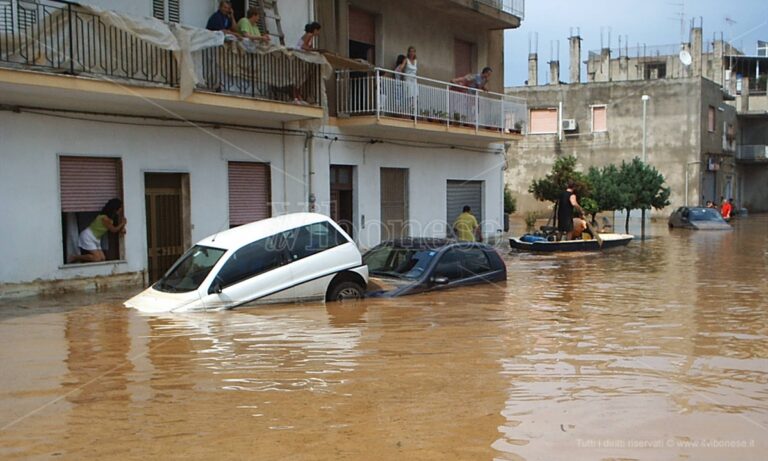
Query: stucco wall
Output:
[[0, 111, 297, 285], [504, 78, 737, 216]]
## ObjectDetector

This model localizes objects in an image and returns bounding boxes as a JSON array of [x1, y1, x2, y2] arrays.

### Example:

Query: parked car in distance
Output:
[[125, 213, 368, 313], [363, 238, 507, 297], [668, 206, 732, 230]]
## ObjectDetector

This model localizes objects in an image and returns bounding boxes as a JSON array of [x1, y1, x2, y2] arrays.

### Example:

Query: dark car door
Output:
[[428, 246, 499, 290]]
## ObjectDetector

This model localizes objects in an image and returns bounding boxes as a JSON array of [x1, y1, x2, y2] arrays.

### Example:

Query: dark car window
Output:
[[216, 236, 286, 289], [283, 221, 348, 261], [364, 245, 439, 279], [155, 245, 226, 293], [688, 208, 725, 222], [434, 249, 463, 281], [460, 248, 492, 276]]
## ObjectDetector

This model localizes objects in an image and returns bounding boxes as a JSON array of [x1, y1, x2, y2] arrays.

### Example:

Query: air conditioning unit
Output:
[[562, 119, 577, 131]]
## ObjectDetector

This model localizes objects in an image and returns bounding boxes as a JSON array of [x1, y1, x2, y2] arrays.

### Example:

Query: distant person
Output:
[[393, 54, 406, 76], [452, 67, 492, 91], [70, 198, 127, 263], [206, 1, 239, 37], [557, 181, 584, 240], [453, 206, 479, 242], [404, 46, 418, 107], [720, 197, 732, 220], [705, 200, 715, 208], [238, 7, 270, 43], [296, 22, 321, 51]]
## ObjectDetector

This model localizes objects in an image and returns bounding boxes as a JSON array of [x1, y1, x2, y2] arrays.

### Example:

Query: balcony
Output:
[[476, 0, 526, 18], [0, 0, 324, 123], [335, 68, 526, 143], [736, 145, 768, 162], [422, 0, 523, 29]]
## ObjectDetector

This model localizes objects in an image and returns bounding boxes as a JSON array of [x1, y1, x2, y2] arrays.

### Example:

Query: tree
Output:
[[528, 156, 590, 225], [585, 164, 628, 223], [617, 158, 671, 233], [503, 185, 516, 214]]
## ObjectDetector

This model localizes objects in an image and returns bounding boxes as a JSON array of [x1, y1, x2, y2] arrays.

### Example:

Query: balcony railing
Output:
[[0, 0, 177, 85], [336, 68, 526, 134], [476, 0, 525, 19], [736, 145, 768, 161], [0, 0, 324, 108]]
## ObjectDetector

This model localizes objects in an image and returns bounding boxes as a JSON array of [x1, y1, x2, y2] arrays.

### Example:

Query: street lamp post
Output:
[[641, 94, 650, 239]]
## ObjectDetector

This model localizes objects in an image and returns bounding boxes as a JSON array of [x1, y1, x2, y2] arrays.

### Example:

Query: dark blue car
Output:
[[363, 238, 507, 297]]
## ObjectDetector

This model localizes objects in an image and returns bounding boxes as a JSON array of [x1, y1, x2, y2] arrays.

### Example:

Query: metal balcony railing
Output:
[[0, 0, 177, 85], [336, 68, 527, 134], [199, 42, 323, 106], [736, 145, 768, 160], [476, 0, 525, 19]]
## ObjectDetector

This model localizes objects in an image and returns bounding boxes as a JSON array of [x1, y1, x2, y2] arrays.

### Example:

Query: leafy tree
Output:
[[585, 164, 628, 221], [528, 156, 590, 225], [617, 158, 671, 233], [503, 185, 516, 214]]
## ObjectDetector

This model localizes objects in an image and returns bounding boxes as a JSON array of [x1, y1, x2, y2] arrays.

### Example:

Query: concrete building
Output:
[[507, 25, 767, 216], [0, 0, 526, 297]]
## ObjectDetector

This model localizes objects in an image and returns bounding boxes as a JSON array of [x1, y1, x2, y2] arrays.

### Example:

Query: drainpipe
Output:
[[305, 131, 315, 212]]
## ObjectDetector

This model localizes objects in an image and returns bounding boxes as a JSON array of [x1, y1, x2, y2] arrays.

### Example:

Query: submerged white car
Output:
[[125, 213, 368, 313]]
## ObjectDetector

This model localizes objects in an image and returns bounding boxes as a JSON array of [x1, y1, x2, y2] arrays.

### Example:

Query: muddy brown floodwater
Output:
[[1, 217, 767, 460]]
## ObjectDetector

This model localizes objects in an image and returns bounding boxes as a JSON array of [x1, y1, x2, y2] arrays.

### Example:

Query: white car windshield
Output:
[[154, 245, 226, 293]]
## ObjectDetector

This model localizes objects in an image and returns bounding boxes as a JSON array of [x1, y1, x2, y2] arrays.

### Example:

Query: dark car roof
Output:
[[381, 238, 451, 249]]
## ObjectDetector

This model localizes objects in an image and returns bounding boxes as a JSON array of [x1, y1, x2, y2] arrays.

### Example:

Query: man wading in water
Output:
[[557, 181, 584, 240]]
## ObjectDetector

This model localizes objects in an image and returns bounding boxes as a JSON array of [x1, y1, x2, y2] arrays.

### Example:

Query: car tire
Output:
[[326, 281, 364, 302]]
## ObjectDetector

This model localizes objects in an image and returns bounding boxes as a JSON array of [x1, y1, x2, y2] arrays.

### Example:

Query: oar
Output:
[[586, 220, 603, 247]]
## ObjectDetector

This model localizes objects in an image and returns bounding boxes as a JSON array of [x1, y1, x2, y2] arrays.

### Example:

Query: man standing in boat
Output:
[[557, 181, 584, 240]]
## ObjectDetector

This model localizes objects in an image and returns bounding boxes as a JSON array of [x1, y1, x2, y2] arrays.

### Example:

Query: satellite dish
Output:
[[679, 50, 692, 66]]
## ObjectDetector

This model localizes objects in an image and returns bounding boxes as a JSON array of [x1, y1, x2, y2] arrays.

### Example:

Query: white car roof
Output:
[[197, 213, 333, 250]]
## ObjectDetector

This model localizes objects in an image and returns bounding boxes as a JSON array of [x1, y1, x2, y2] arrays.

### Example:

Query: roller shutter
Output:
[[59, 156, 122, 212], [228, 162, 271, 226], [446, 180, 483, 231]]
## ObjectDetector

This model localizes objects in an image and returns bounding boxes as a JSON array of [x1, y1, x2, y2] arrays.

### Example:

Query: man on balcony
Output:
[[238, 7, 270, 44], [206, 1, 239, 37], [452, 67, 493, 92]]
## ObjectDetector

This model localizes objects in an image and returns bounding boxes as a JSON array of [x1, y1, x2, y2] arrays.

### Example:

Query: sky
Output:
[[503, 0, 768, 87]]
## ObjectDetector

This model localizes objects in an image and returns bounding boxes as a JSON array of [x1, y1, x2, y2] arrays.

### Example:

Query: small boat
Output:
[[509, 233, 634, 252]]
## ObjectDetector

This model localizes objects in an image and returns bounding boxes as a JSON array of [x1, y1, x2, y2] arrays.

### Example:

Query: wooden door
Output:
[[330, 165, 354, 237], [380, 168, 408, 240], [145, 173, 188, 283]]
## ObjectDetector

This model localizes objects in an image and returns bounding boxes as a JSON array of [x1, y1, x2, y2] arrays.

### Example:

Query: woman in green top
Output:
[[71, 198, 127, 263], [237, 7, 270, 43]]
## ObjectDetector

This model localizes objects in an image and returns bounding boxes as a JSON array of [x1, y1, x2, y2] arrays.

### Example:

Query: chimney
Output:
[[691, 26, 703, 77], [599, 48, 612, 82], [569, 32, 581, 83], [528, 53, 538, 86], [713, 36, 724, 86], [549, 60, 560, 85]]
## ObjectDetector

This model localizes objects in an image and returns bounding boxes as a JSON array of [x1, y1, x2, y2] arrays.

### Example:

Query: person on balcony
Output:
[[296, 22, 321, 51], [452, 67, 493, 92], [206, 1, 239, 37], [403, 46, 418, 112], [238, 7, 270, 44]]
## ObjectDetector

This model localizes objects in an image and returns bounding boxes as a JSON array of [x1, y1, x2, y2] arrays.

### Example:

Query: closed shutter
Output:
[[380, 168, 408, 239], [152, 0, 180, 23], [60, 156, 122, 212], [446, 180, 483, 232], [349, 7, 375, 45], [229, 162, 271, 226], [454, 39, 473, 79], [592, 106, 607, 132], [529, 108, 558, 134]]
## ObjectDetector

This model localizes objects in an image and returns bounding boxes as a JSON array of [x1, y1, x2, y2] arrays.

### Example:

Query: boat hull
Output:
[[509, 234, 633, 252]]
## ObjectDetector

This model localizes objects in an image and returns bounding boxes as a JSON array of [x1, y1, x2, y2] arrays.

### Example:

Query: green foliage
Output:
[[617, 157, 672, 231], [528, 155, 590, 204], [524, 211, 539, 230], [580, 197, 599, 220], [586, 164, 628, 215], [503, 186, 517, 214]]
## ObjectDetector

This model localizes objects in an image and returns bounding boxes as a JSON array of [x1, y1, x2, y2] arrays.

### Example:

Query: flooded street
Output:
[[1, 217, 766, 460]]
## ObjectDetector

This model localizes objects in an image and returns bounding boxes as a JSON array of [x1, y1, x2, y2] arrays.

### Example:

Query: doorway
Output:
[[330, 165, 354, 237], [380, 168, 408, 240], [144, 173, 190, 283], [446, 180, 483, 237]]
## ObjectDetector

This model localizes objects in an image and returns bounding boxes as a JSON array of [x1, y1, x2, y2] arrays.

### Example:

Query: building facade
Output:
[[0, 0, 525, 296], [506, 25, 766, 216]]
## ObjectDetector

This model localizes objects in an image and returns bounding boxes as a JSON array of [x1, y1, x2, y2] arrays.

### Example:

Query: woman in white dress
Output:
[[404, 46, 418, 113]]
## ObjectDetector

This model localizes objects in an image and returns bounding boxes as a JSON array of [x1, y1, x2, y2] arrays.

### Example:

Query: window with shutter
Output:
[[529, 108, 558, 134], [228, 162, 271, 227], [152, 0, 180, 23], [591, 105, 607, 132], [59, 156, 124, 264]]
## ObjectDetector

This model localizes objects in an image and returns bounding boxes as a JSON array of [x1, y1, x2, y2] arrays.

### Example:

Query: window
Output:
[[459, 248, 492, 276], [152, 0, 180, 23], [591, 105, 607, 132], [529, 108, 558, 134], [434, 249, 463, 281], [60, 156, 123, 264], [644, 62, 666, 80], [708, 106, 716, 132], [282, 222, 348, 261], [228, 162, 271, 227], [154, 245, 226, 293], [348, 7, 376, 63], [216, 236, 287, 288]]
